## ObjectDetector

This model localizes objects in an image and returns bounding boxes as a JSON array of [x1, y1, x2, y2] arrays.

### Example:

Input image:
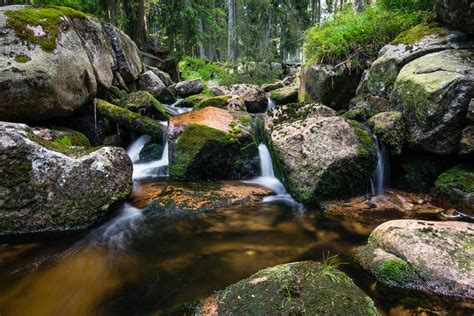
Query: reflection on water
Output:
[[0, 181, 470, 315]]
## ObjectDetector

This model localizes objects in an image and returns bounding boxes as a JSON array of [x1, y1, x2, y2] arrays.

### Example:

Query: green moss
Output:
[[50, 128, 91, 147], [5, 6, 86, 52], [399, 154, 453, 192], [435, 164, 474, 194], [2, 150, 32, 187], [126, 91, 169, 120], [176, 94, 206, 108], [375, 258, 409, 285], [96, 99, 165, 140], [269, 102, 319, 126], [26, 133, 98, 157], [391, 22, 446, 45], [14, 54, 31, 63], [194, 95, 231, 110], [105, 86, 128, 107]]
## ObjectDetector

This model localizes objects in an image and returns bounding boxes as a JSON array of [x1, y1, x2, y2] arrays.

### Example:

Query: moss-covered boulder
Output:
[[194, 95, 245, 111], [138, 71, 175, 104], [0, 121, 132, 235], [168, 107, 258, 181], [145, 65, 174, 87], [125, 91, 169, 120], [264, 103, 377, 205], [0, 5, 142, 123], [354, 220, 474, 298], [434, 164, 474, 214], [139, 143, 164, 162], [183, 261, 379, 315], [105, 86, 128, 107], [174, 94, 206, 108], [368, 111, 405, 155], [436, 0, 474, 35], [270, 85, 298, 105], [298, 63, 362, 110], [390, 49, 474, 155], [96, 99, 165, 140], [31, 127, 91, 147], [344, 95, 392, 122], [171, 78, 204, 97], [261, 81, 283, 92]]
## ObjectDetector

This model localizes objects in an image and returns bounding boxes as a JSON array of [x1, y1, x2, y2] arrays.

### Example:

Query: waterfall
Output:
[[163, 99, 193, 116], [248, 144, 302, 209], [267, 97, 276, 111], [126, 122, 170, 181], [371, 134, 390, 196]]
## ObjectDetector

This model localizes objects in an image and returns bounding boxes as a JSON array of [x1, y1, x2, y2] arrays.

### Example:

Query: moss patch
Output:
[[194, 95, 231, 110], [14, 54, 31, 63], [391, 22, 446, 45], [375, 258, 409, 285], [126, 91, 169, 120], [5, 6, 86, 52]]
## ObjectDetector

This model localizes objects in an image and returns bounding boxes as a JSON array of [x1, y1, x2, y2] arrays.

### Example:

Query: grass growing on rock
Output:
[[14, 54, 31, 63], [5, 6, 86, 52], [391, 22, 446, 44], [304, 4, 430, 69]]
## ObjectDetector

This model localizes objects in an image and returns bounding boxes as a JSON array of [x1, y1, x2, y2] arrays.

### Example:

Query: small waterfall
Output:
[[371, 134, 390, 196], [267, 97, 276, 110], [164, 99, 193, 116], [127, 122, 170, 181], [248, 144, 301, 209]]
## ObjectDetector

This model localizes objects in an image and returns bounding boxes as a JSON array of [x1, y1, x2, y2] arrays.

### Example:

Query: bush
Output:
[[179, 56, 282, 86], [304, 4, 430, 69]]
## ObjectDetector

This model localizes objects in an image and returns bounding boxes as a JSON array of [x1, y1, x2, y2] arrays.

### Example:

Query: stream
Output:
[[0, 128, 468, 315]]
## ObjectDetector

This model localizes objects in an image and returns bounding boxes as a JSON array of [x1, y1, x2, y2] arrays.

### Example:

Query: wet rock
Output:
[[138, 71, 175, 104], [298, 63, 362, 110], [168, 107, 258, 181], [139, 143, 164, 163], [145, 65, 174, 87], [181, 261, 379, 315], [344, 95, 391, 122], [270, 85, 298, 105], [264, 103, 377, 205], [436, 0, 474, 35], [171, 79, 204, 97], [194, 95, 245, 112], [460, 126, 474, 156], [0, 5, 142, 123], [323, 190, 444, 236], [0, 121, 132, 235], [468, 99, 474, 122], [131, 181, 271, 212], [390, 49, 474, 155], [213, 84, 267, 113], [96, 99, 166, 140], [434, 164, 474, 215], [32, 127, 91, 147], [125, 91, 169, 120], [354, 220, 474, 299], [174, 94, 206, 108], [261, 82, 283, 92], [368, 111, 405, 155]]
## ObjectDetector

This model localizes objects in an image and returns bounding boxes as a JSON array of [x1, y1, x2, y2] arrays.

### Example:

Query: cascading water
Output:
[[128, 122, 170, 181], [163, 99, 193, 116], [267, 97, 276, 110], [371, 134, 390, 196], [249, 143, 302, 209]]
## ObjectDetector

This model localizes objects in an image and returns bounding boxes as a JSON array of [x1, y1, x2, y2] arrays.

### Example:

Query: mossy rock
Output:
[[4, 6, 86, 52], [51, 128, 91, 147], [435, 164, 474, 214], [105, 86, 128, 107], [175, 94, 206, 108], [391, 22, 446, 45], [194, 95, 232, 110], [170, 124, 257, 181], [270, 85, 298, 105], [368, 111, 405, 155], [96, 99, 165, 141], [125, 91, 169, 120], [184, 261, 379, 315], [139, 143, 164, 162]]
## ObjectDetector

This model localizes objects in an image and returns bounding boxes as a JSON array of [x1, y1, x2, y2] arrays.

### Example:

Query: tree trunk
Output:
[[125, 0, 148, 47], [198, 18, 206, 59], [227, 0, 236, 65]]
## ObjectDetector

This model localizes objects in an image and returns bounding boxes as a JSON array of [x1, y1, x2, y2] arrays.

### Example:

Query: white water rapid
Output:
[[267, 97, 276, 110], [164, 99, 193, 116], [371, 134, 389, 196], [249, 144, 302, 210]]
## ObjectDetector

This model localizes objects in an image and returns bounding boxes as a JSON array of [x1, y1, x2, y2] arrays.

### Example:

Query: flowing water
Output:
[[267, 97, 276, 110], [163, 99, 193, 116], [372, 134, 390, 196], [0, 135, 468, 315]]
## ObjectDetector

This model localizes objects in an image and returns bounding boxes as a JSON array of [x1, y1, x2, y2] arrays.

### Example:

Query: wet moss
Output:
[[374, 258, 409, 285], [391, 22, 446, 45], [126, 91, 169, 120], [175, 94, 205, 108], [50, 128, 91, 147], [435, 164, 474, 194], [14, 54, 31, 63], [25, 133, 98, 157], [5, 6, 86, 52], [105, 86, 128, 107], [193, 95, 231, 110]]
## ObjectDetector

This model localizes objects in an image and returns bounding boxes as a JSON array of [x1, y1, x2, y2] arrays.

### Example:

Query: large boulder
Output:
[[125, 91, 169, 120], [171, 78, 204, 97], [434, 164, 474, 215], [436, 0, 474, 35], [264, 103, 377, 205], [194, 95, 246, 112], [390, 49, 474, 155], [178, 261, 379, 315], [298, 63, 362, 110], [138, 71, 175, 104], [270, 85, 298, 105], [0, 5, 143, 123], [354, 220, 474, 298], [168, 107, 258, 181], [0, 122, 132, 235], [368, 111, 405, 155], [31, 127, 91, 147], [213, 84, 267, 113]]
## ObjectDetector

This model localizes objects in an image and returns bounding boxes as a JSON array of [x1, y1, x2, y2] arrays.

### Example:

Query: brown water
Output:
[[0, 181, 470, 315]]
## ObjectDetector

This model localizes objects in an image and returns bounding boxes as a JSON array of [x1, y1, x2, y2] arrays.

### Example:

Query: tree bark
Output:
[[227, 0, 237, 65], [125, 0, 148, 47], [198, 18, 206, 59]]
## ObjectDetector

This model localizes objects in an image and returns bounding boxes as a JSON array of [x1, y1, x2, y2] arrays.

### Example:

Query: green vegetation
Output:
[[435, 165, 474, 194], [14, 54, 31, 63], [125, 91, 169, 121], [51, 128, 91, 147], [391, 22, 446, 44], [375, 258, 409, 285], [304, 4, 430, 69], [378, 0, 436, 11], [5, 6, 86, 52]]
